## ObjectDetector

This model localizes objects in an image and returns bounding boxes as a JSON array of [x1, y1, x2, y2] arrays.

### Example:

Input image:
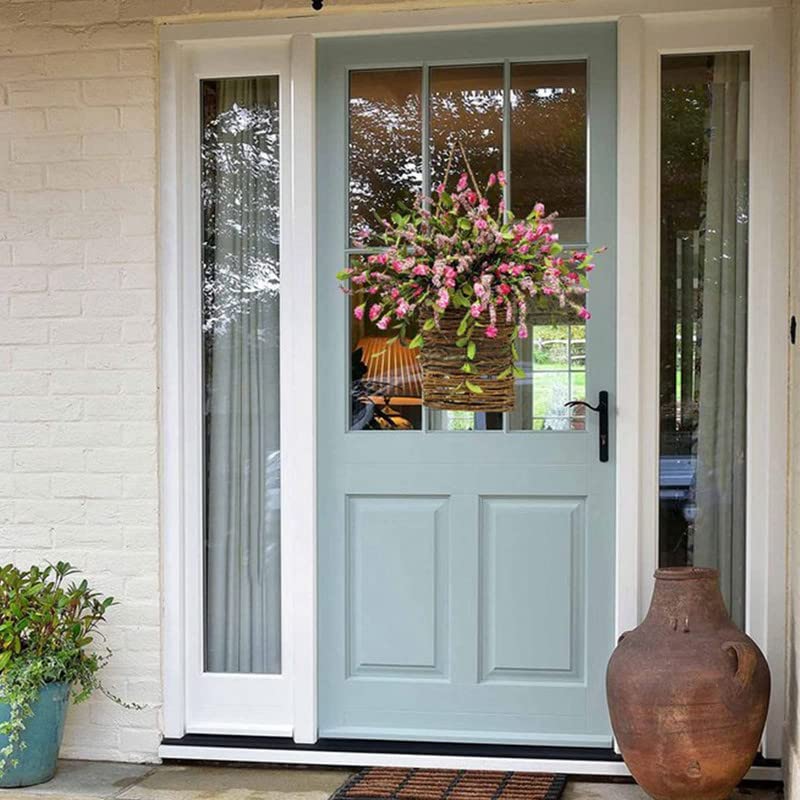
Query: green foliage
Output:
[[0, 562, 135, 777]]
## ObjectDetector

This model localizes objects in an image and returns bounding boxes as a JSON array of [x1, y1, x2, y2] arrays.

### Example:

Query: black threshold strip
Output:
[[161, 734, 620, 761], [160, 734, 781, 769]]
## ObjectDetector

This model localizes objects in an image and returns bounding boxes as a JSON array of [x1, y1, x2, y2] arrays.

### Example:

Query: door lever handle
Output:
[[564, 391, 609, 463]]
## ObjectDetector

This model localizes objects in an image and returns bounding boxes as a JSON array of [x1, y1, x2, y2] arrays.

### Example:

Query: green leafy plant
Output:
[[0, 562, 135, 777]]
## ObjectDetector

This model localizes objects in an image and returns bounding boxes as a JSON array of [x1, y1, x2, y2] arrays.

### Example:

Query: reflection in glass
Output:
[[349, 69, 423, 245], [658, 54, 749, 625], [202, 77, 281, 673], [430, 65, 503, 199], [345, 61, 591, 433], [350, 289, 423, 430], [427, 65, 504, 431], [510, 62, 587, 242], [509, 320, 586, 431]]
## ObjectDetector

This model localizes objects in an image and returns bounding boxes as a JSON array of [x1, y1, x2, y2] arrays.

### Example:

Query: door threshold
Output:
[[159, 735, 782, 781]]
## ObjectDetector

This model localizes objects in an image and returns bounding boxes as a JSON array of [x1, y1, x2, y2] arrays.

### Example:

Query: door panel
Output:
[[317, 24, 617, 746]]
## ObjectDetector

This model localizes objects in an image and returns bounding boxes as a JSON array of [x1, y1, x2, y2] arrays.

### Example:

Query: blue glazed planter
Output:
[[0, 682, 70, 788]]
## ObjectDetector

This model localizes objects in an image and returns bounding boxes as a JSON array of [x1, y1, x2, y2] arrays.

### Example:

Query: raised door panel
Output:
[[479, 497, 585, 682], [346, 495, 450, 678]]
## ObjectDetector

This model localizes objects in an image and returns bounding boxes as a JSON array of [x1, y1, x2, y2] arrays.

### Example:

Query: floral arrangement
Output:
[[338, 166, 601, 396]]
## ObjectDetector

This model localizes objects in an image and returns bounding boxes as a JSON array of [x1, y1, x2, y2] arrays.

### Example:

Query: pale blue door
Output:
[[317, 24, 617, 746]]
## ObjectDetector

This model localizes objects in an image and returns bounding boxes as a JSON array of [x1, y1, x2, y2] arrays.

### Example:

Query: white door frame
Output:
[[158, 0, 789, 769]]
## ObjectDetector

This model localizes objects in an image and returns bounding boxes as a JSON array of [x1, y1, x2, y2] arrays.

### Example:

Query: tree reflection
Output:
[[201, 79, 280, 337]]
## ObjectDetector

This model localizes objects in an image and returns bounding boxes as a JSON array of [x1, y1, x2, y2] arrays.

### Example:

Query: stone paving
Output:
[[0, 761, 783, 800]]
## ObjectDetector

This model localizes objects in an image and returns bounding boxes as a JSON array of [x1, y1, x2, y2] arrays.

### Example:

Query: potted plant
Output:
[[339, 147, 602, 411], [0, 561, 130, 787]]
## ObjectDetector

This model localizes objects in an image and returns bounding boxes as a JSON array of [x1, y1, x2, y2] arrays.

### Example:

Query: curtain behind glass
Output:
[[657, 54, 749, 627], [693, 55, 749, 624], [202, 77, 281, 674]]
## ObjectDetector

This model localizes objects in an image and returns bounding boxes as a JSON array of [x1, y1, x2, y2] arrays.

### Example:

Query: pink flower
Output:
[[470, 302, 482, 318], [377, 315, 391, 330], [436, 182, 446, 194], [412, 264, 429, 276], [436, 287, 450, 310], [474, 282, 486, 298], [498, 283, 511, 296], [390, 287, 400, 299], [369, 303, 381, 321], [534, 202, 545, 215], [475, 218, 488, 231], [517, 324, 528, 339], [466, 190, 478, 205], [396, 299, 410, 318], [485, 325, 498, 339], [497, 171, 506, 187], [578, 307, 591, 321], [487, 173, 497, 187], [456, 173, 469, 191], [354, 305, 365, 320]]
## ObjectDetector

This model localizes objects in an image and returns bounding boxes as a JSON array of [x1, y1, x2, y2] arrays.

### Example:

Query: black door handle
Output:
[[564, 391, 609, 463]]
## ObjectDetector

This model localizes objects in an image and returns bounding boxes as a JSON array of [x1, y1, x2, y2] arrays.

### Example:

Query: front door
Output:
[[317, 24, 617, 746]]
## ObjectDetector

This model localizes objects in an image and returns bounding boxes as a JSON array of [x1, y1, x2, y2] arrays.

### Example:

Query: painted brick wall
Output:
[[0, 0, 166, 765]]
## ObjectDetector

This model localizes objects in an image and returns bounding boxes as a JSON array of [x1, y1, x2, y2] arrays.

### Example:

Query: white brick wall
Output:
[[0, 0, 169, 765]]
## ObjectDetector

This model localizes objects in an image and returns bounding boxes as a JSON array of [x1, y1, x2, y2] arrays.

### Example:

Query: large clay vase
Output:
[[606, 567, 770, 800]]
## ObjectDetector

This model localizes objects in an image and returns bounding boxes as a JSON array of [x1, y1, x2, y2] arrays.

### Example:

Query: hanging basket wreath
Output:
[[338, 141, 603, 412]]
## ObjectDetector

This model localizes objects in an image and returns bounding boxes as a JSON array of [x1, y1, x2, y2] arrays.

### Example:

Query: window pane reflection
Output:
[[349, 69, 423, 246], [658, 54, 749, 626], [202, 76, 281, 674], [510, 62, 587, 243], [430, 65, 503, 201], [508, 318, 587, 431]]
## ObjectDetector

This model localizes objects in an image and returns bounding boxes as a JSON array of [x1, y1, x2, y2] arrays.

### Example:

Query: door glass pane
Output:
[[429, 64, 504, 198], [658, 54, 749, 626], [202, 76, 281, 673], [349, 69, 423, 246], [508, 315, 587, 431], [349, 69, 424, 430], [428, 65, 504, 432], [510, 62, 587, 243], [346, 61, 589, 434]]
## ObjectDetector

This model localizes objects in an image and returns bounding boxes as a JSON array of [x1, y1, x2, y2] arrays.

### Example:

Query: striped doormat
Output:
[[330, 768, 567, 800]]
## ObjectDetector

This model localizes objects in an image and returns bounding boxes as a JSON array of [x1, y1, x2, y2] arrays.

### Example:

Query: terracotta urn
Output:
[[606, 567, 770, 800]]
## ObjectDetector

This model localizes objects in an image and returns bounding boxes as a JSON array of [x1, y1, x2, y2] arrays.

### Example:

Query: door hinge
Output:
[[791, 315, 797, 345]]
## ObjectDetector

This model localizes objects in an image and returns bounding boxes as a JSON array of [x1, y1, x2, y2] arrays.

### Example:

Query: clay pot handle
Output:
[[722, 641, 757, 690]]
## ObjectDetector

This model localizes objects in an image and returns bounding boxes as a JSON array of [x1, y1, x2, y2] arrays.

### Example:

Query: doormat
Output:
[[330, 768, 567, 800]]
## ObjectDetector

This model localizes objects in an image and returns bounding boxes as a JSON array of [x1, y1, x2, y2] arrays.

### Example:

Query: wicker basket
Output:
[[420, 310, 516, 412]]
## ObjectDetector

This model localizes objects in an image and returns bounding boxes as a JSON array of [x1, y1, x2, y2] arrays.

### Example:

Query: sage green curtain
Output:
[[202, 77, 282, 674]]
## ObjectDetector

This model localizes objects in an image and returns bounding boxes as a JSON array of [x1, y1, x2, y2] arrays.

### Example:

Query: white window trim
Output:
[[159, 35, 317, 738], [159, 0, 789, 766]]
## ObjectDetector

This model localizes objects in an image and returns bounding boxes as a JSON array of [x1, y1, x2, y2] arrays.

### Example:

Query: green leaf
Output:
[[0, 652, 11, 671], [464, 380, 483, 394], [408, 334, 424, 349], [512, 366, 526, 379], [466, 341, 476, 360], [461, 363, 475, 374], [423, 318, 436, 331]]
